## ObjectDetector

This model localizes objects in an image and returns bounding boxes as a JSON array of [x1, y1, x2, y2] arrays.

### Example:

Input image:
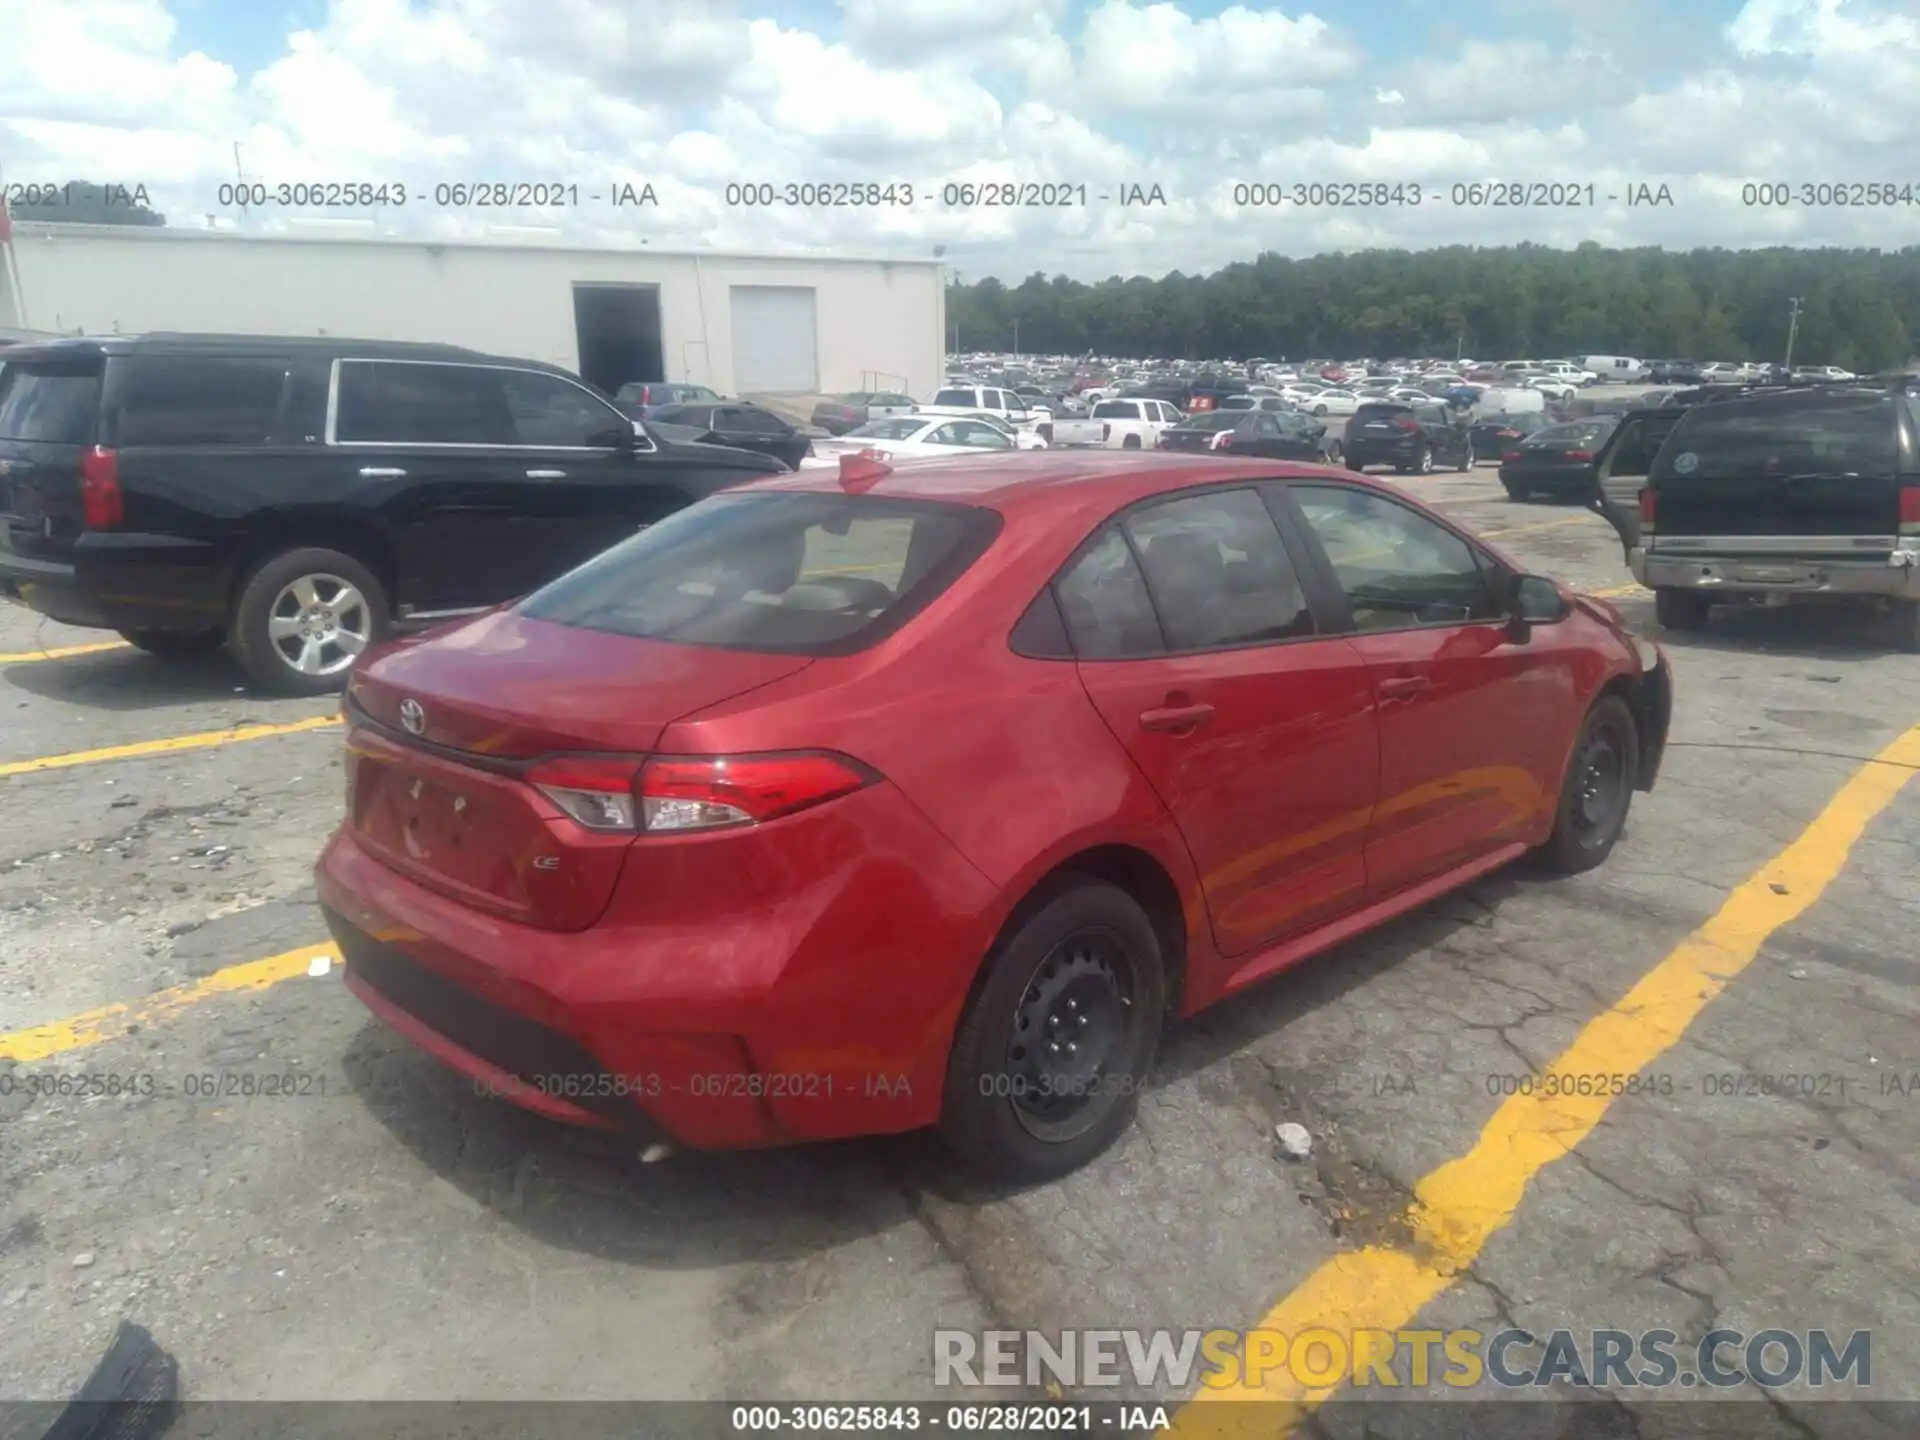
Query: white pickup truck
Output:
[[1048, 397, 1183, 449]]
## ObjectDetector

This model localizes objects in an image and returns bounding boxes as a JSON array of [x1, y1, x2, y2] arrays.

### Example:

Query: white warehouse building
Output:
[[0, 223, 947, 401]]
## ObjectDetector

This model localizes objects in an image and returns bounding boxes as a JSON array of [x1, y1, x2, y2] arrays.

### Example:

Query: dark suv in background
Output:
[[1589, 378, 1920, 648], [0, 334, 787, 694], [1344, 400, 1474, 473]]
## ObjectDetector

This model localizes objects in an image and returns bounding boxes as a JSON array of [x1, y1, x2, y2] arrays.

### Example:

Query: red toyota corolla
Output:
[[316, 451, 1672, 1179]]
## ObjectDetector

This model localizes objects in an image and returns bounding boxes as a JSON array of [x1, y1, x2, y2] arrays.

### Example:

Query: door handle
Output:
[[525, 469, 567, 480], [1139, 702, 1215, 733], [1377, 674, 1432, 700], [358, 467, 407, 478]]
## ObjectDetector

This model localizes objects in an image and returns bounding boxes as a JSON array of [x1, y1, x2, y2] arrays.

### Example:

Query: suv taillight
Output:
[[1639, 488, 1657, 524], [1899, 484, 1920, 528], [81, 447, 123, 528], [1210, 429, 1233, 450], [1395, 418, 1420, 432], [1564, 450, 1594, 461]]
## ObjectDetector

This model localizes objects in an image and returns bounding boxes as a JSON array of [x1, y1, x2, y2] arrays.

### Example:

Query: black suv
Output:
[[1586, 378, 1920, 648], [1344, 400, 1474, 474], [0, 334, 787, 693]]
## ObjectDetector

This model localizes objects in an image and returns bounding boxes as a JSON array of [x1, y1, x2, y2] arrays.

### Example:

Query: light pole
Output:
[[1784, 296, 1803, 370]]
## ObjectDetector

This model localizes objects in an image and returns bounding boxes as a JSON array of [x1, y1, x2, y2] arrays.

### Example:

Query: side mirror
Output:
[[1507, 574, 1570, 638]]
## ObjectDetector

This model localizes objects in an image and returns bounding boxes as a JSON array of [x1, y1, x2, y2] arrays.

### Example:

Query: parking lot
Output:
[[3, 463, 1918, 1435]]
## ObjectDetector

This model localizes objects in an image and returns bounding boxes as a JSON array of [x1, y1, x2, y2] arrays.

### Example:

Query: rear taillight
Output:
[[1101, 423, 1112, 442], [1395, 418, 1420, 432], [1564, 450, 1594, 461], [528, 755, 642, 832], [1210, 430, 1233, 450], [639, 752, 876, 833], [1639, 488, 1657, 524], [1899, 484, 1920, 528], [81, 447, 123, 528], [1501, 450, 1522, 462]]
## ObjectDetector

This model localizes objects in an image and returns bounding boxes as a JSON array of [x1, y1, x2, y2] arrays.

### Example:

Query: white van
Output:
[[1582, 356, 1647, 384]]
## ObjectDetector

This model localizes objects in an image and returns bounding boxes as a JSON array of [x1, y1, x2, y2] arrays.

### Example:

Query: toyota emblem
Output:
[[398, 699, 426, 735]]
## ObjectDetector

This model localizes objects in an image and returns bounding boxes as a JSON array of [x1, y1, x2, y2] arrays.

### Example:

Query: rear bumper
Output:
[[1498, 465, 1589, 495], [1345, 439, 1419, 467], [315, 783, 1002, 1152], [1631, 547, 1920, 600], [0, 532, 232, 633]]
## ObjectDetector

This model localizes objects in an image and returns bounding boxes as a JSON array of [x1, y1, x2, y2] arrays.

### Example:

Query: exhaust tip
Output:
[[639, 1142, 677, 1164]]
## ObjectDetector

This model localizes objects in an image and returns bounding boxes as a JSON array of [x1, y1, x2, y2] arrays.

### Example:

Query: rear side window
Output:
[[1055, 528, 1163, 659], [110, 356, 290, 446], [1657, 395, 1898, 480], [1092, 401, 1140, 419], [1123, 490, 1313, 650], [0, 366, 100, 443], [518, 492, 999, 654], [335, 361, 514, 444], [933, 389, 977, 406]]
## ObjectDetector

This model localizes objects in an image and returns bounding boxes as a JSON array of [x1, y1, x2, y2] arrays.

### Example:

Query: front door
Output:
[[1284, 481, 1564, 898], [1060, 486, 1379, 958]]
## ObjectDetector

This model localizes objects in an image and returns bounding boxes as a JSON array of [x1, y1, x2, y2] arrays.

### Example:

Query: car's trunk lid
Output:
[[343, 609, 811, 929]]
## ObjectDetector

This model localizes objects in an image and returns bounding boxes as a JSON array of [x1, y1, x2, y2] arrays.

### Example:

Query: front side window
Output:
[[499, 369, 627, 447], [1291, 483, 1498, 631], [849, 417, 928, 442], [110, 356, 290, 446], [335, 361, 514, 445]]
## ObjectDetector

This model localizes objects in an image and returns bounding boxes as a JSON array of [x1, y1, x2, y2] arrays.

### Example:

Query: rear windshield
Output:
[[1092, 401, 1140, 419], [1174, 413, 1240, 432], [0, 365, 101, 444], [517, 491, 1001, 655], [1656, 395, 1899, 480], [1355, 403, 1411, 420], [1528, 421, 1612, 447], [933, 389, 978, 406]]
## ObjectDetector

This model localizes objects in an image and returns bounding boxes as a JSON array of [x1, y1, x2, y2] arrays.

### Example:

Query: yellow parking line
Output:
[[0, 714, 342, 778], [1591, 582, 1647, 599], [0, 640, 130, 665], [0, 942, 342, 1063], [1168, 717, 1920, 1438]]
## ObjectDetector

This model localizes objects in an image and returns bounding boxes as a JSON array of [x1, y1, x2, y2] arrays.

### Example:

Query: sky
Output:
[[2, 0, 1918, 281]]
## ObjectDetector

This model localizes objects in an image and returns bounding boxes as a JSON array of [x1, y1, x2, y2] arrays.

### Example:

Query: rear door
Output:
[[0, 351, 103, 567], [1650, 392, 1904, 552], [1062, 486, 1379, 956], [1586, 409, 1687, 559]]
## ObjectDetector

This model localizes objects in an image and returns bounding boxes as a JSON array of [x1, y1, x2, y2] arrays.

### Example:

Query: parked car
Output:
[[613, 381, 723, 417], [1647, 361, 1705, 386], [1159, 409, 1337, 462], [810, 392, 918, 435], [923, 386, 1046, 427], [644, 402, 812, 470], [1344, 400, 1475, 474], [1526, 376, 1581, 404], [1607, 378, 1920, 647], [316, 448, 1673, 1179], [803, 414, 1043, 465], [1306, 389, 1360, 419], [1470, 411, 1552, 462], [1497, 418, 1620, 502], [1049, 398, 1183, 449], [0, 334, 788, 694]]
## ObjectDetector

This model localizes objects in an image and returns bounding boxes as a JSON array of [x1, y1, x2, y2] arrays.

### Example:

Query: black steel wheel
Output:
[[1654, 586, 1712, 632], [941, 880, 1165, 1180], [1534, 694, 1640, 874]]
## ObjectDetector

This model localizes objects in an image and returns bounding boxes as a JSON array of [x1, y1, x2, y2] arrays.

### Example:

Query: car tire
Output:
[[1313, 404, 1328, 417], [116, 627, 225, 657], [1890, 599, 1920, 654], [1322, 440, 1342, 465], [1122, 434, 1142, 450], [939, 879, 1166, 1182], [1415, 445, 1434, 475], [1654, 586, 1712, 633], [1457, 442, 1474, 472], [1502, 482, 1529, 502], [229, 547, 390, 696], [1533, 694, 1640, 875]]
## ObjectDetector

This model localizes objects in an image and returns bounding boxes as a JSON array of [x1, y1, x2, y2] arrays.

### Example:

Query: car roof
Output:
[[0, 332, 508, 366], [733, 451, 1380, 523]]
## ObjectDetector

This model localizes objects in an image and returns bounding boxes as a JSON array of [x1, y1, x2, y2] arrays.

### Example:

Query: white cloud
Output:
[[2, 0, 1919, 279]]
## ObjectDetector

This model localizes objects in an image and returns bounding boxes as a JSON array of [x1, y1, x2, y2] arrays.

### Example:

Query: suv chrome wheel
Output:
[[267, 574, 373, 676]]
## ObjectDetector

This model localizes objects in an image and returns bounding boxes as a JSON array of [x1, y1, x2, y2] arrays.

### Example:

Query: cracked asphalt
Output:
[[2, 464, 1917, 1438]]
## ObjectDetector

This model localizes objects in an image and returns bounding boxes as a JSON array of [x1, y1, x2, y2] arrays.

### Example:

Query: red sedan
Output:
[[316, 451, 1672, 1179]]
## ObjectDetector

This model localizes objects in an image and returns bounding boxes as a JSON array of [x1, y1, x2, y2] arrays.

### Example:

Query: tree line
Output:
[[946, 242, 1920, 373]]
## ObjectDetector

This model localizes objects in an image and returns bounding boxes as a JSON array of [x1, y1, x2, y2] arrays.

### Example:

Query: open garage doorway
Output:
[[572, 283, 663, 396]]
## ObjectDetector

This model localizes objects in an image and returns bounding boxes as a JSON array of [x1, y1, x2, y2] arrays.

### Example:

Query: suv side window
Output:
[[335, 361, 515, 444], [1123, 489, 1314, 650], [111, 356, 291, 447], [1054, 527, 1165, 659], [1291, 483, 1500, 631], [499, 369, 628, 447]]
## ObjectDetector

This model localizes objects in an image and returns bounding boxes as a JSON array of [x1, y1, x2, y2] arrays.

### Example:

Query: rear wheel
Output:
[[1502, 481, 1530, 502], [1415, 445, 1434, 475], [1890, 599, 1920, 654], [1121, 433, 1143, 450], [117, 628, 224, 657], [1654, 586, 1712, 632], [940, 880, 1165, 1181], [1533, 694, 1640, 874], [229, 547, 390, 696]]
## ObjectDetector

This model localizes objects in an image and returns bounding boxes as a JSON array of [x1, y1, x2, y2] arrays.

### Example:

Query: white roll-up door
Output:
[[729, 286, 819, 393]]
